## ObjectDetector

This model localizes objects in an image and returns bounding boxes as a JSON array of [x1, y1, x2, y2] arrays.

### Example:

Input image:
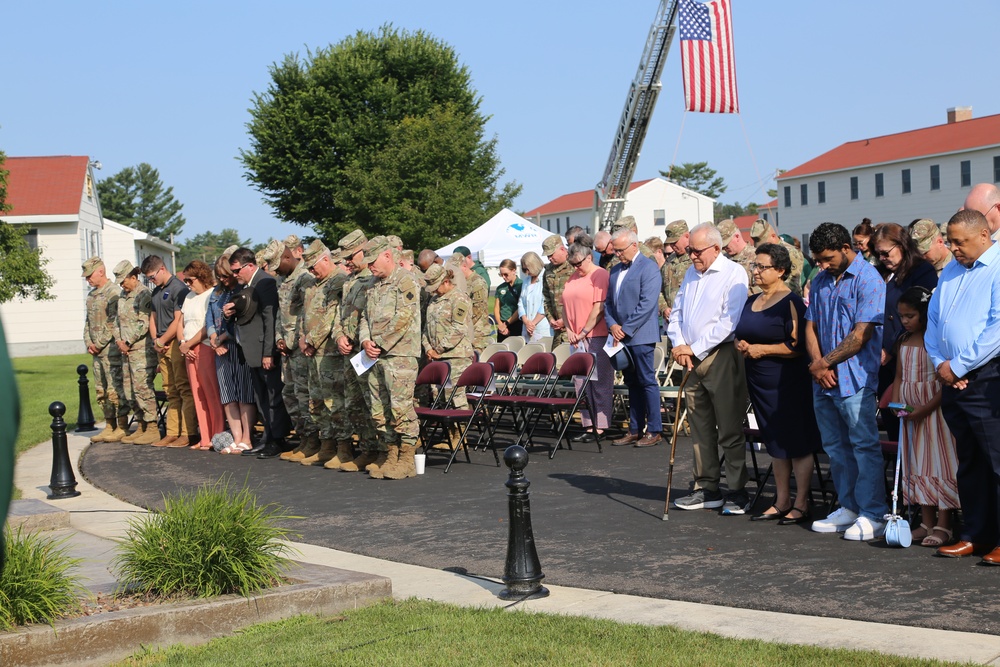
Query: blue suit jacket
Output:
[[605, 252, 663, 346]]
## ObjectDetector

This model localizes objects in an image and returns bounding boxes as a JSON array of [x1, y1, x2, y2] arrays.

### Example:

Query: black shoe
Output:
[[777, 507, 812, 525], [720, 491, 750, 516], [572, 432, 596, 443], [241, 442, 267, 456], [750, 505, 790, 522], [256, 443, 281, 459]]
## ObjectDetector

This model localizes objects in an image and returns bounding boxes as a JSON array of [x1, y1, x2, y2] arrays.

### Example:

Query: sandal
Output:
[[921, 526, 953, 548], [911, 523, 932, 542], [751, 504, 791, 521]]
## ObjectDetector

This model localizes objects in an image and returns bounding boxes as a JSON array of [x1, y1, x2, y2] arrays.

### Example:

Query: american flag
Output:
[[679, 0, 739, 114]]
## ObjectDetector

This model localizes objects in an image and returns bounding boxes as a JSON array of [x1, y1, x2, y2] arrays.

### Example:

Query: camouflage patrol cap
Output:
[[257, 240, 285, 267], [302, 239, 329, 269], [664, 220, 689, 244], [283, 234, 302, 249], [401, 249, 414, 263], [362, 236, 390, 264], [749, 219, 773, 244], [716, 219, 738, 247], [113, 259, 136, 285], [339, 229, 368, 255], [221, 244, 240, 260], [541, 234, 563, 257], [82, 256, 104, 277], [386, 235, 403, 249], [939, 222, 949, 239], [612, 215, 638, 233], [424, 263, 447, 291], [446, 252, 465, 269], [911, 219, 941, 253]]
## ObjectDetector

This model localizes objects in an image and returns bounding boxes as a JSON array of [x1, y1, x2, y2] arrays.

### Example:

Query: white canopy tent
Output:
[[436, 208, 558, 268]]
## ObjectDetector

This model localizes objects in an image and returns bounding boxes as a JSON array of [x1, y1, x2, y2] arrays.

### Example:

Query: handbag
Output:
[[884, 420, 912, 548]]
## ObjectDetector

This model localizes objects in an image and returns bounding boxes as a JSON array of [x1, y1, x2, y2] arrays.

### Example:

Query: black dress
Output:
[[734, 292, 820, 460]]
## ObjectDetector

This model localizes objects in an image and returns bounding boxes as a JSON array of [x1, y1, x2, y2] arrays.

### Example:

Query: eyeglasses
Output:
[[749, 262, 774, 272], [144, 265, 163, 281], [183, 278, 195, 285], [875, 246, 898, 259], [612, 242, 635, 255], [520, 266, 529, 272], [569, 258, 586, 268], [686, 244, 716, 257]]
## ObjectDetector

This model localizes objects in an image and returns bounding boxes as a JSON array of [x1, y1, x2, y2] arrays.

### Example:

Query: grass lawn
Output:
[[13, 353, 94, 457], [113, 599, 972, 667]]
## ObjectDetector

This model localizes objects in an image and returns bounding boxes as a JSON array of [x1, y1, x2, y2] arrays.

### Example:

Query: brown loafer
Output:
[[981, 546, 1000, 565], [635, 433, 662, 448], [612, 433, 640, 446], [166, 436, 191, 448], [152, 435, 178, 448], [935, 540, 991, 558]]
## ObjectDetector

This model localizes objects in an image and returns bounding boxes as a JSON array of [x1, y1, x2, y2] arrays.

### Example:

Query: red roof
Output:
[[3, 156, 89, 217], [779, 114, 1000, 180], [523, 179, 654, 218], [733, 214, 756, 242]]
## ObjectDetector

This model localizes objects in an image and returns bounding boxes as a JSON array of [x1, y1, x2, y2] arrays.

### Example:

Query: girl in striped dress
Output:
[[892, 286, 960, 547]]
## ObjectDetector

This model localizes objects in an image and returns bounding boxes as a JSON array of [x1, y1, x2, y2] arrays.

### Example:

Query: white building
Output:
[[0, 155, 177, 357], [522, 177, 715, 242], [776, 107, 1000, 242]]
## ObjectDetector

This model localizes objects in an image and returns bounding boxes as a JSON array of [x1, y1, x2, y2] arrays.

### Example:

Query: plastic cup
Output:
[[414, 453, 426, 475]]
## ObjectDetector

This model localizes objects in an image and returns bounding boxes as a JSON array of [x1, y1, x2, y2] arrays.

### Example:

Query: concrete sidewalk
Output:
[[14, 432, 1000, 665]]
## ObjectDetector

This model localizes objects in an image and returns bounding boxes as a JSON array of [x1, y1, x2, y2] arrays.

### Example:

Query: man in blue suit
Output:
[[605, 229, 664, 448]]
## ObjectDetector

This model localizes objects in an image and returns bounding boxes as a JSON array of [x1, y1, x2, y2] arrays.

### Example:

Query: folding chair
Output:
[[414, 361, 452, 447], [536, 335, 553, 351], [504, 336, 525, 353], [516, 342, 545, 368], [483, 352, 558, 446], [550, 342, 576, 397], [417, 362, 495, 473], [658, 360, 689, 433], [154, 390, 168, 436], [479, 342, 509, 363], [517, 352, 602, 459]]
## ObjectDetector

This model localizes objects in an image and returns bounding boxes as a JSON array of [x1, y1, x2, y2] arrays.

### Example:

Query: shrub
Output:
[[112, 477, 298, 599], [0, 527, 83, 629]]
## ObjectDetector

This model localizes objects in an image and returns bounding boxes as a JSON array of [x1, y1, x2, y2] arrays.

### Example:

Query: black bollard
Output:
[[74, 364, 95, 432], [48, 402, 80, 500], [498, 445, 549, 601]]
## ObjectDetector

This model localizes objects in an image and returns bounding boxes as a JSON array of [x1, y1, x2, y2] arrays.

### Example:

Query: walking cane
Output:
[[662, 368, 691, 521]]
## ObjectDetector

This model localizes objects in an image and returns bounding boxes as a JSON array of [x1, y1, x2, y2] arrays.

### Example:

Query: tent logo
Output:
[[506, 222, 542, 241]]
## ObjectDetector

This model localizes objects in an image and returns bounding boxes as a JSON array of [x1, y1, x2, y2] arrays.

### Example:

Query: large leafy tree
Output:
[[240, 25, 521, 250], [97, 163, 185, 239], [176, 228, 251, 268], [661, 161, 727, 199], [0, 150, 54, 303]]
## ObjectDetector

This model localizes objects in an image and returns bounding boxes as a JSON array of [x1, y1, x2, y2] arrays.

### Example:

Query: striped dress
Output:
[[208, 287, 256, 406], [898, 343, 960, 508]]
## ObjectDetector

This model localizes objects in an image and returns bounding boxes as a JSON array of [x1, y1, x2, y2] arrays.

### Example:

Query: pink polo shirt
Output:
[[562, 268, 610, 337]]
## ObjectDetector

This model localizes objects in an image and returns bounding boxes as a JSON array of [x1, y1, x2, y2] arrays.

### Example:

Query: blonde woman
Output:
[[518, 251, 551, 342]]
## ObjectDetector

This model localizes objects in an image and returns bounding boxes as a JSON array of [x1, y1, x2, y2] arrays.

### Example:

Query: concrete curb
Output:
[[0, 562, 391, 667]]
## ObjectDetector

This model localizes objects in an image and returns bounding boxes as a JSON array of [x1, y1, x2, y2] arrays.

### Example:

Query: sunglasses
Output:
[[875, 246, 898, 259], [687, 244, 715, 257], [183, 278, 195, 285]]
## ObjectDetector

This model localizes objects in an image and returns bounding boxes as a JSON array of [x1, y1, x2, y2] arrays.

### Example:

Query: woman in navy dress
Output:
[[734, 243, 821, 525]]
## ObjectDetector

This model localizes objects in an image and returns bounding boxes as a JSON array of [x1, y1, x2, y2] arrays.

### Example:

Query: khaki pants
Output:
[[684, 343, 748, 493], [158, 340, 196, 437]]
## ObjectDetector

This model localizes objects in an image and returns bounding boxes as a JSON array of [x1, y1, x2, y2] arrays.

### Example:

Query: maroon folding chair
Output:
[[416, 362, 495, 473], [517, 352, 601, 459], [414, 361, 451, 448], [482, 352, 557, 447]]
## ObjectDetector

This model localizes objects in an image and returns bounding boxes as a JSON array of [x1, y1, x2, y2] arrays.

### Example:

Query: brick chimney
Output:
[[947, 106, 972, 124]]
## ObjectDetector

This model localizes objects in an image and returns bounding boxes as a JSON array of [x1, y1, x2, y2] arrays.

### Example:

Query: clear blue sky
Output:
[[4, 1, 998, 245]]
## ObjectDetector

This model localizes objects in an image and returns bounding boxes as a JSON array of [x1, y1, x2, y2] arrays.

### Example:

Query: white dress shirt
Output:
[[666, 253, 749, 360]]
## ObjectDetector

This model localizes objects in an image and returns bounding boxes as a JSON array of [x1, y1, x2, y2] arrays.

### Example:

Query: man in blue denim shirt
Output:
[[804, 223, 888, 540]]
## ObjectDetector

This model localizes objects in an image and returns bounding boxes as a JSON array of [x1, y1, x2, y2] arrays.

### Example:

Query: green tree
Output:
[[176, 228, 251, 268], [0, 151, 54, 303], [97, 163, 185, 239], [240, 25, 521, 250], [713, 201, 758, 223], [661, 162, 727, 199]]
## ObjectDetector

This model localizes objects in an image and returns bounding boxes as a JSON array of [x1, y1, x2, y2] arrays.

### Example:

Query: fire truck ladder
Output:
[[594, 0, 679, 231]]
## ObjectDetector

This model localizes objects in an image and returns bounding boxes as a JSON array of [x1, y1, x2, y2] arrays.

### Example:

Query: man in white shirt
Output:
[[667, 223, 750, 514]]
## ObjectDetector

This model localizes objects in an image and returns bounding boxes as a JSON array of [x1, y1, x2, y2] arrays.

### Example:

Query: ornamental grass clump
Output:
[[112, 478, 298, 599], [0, 527, 84, 630]]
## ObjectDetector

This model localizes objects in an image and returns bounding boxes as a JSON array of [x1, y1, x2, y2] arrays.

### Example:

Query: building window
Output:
[[546, 218, 551, 230], [783, 186, 791, 208], [994, 156, 1000, 183], [875, 173, 884, 198], [654, 209, 665, 226], [800, 184, 808, 206], [961, 160, 971, 187], [817, 181, 826, 204], [930, 164, 940, 191], [850, 176, 859, 200], [23, 228, 38, 250], [902, 169, 911, 194]]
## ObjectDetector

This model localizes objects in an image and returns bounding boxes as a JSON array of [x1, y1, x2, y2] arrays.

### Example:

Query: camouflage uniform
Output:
[[465, 270, 492, 353], [605, 242, 654, 271], [117, 282, 157, 423], [336, 265, 380, 452], [423, 265, 474, 409], [277, 260, 315, 437], [661, 253, 692, 313], [85, 276, 126, 421], [301, 263, 350, 443], [730, 245, 760, 295], [750, 219, 803, 296], [542, 260, 573, 347]]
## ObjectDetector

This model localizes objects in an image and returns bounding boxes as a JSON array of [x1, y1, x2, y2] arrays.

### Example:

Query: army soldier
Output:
[[113, 260, 159, 445], [541, 235, 573, 347], [298, 241, 353, 468], [335, 230, 385, 474], [359, 236, 423, 480], [83, 257, 128, 442], [750, 219, 804, 296], [450, 253, 491, 353], [660, 220, 692, 321], [454, 245, 490, 289], [717, 218, 759, 295], [284, 234, 304, 262], [910, 219, 954, 276], [423, 264, 474, 409]]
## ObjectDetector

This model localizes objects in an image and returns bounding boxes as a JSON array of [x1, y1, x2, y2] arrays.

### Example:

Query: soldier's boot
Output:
[[322, 441, 356, 470], [108, 414, 129, 442], [133, 422, 162, 445], [300, 438, 336, 466], [368, 446, 398, 479], [286, 434, 321, 462], [121, 421, 145, 444], [383, 444, 417, 480], [281, 433, 312, 461], [340, 449, 378, 473], [90, 418, 117, 443], [364, 450, 389, 473]]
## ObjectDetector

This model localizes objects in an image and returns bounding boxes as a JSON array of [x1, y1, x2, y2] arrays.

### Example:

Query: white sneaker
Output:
[[843, 516, 886, 541], [810, 507, 858, 533]]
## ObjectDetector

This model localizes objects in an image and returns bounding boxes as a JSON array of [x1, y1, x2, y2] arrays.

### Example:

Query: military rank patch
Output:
[[405, 291, 416, 301]]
